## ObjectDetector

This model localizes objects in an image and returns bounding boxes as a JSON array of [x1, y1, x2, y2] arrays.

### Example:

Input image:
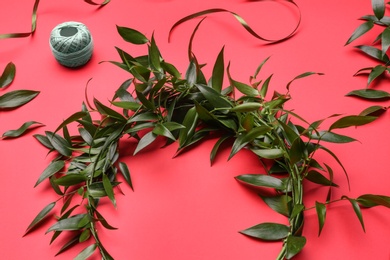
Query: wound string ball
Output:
[[49, 21, 94, 68]]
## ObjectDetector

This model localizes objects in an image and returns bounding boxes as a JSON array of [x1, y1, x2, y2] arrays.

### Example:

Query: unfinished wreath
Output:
[[24, 23, 390, 260]]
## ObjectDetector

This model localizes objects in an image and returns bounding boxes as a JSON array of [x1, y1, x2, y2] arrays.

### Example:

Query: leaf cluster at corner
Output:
[[345, 0, 390, 105]]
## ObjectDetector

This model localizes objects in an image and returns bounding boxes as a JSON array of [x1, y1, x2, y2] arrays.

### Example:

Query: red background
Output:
[[1, 0, 390, 259]]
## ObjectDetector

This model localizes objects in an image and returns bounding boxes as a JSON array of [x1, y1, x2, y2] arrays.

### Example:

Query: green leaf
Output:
[[196, 84, 232, 109], [50, 176, 64, 196], [0, 90, 39, 109], [278, 120, 299, 145], [78, 214, 91, 229], [62, 125, 71, 145], [310, 131, 357, 143], [152, 123, 176, 140], [94, 99, 126, 121], [261, 195, 291, 217], [315, 202, 326, 236], [60, 194, 74, 215], [185, 61, 197, 87], [46, 131, 72, 157], [54, 234, 80, 256], [231, 79, 259, 97], [382, 27, 390, 57], [149, 34, 162, 72], [103, 174, 116, 208], [308, 159, 325, 171], [241, 113, 254, 131], [210, 135, 230, 165], [229, 125, 272, 159], [132, 65, 151, 83], [79, 229, 91, 243], [119, 162, 133, 191], [161, 61, 181, 78], [329, 115, 377, 131], [54, 111, 87, 134], [54, 174, 87, 186], [35, 160, 65, 187], [240, 222, 289, 241], [260, 74, 273, 98], [250, 148, 284, 159], [88, 182, 120, 198], [355, 45, 390, 62], [77, 119, 97, 136], [162, 122, 185, 132], [229, 102, 261, 112], [46, 214, 86, 233], [2, 121, 44, 138], [74, 244, 97, 260], [112, 78, 133, 101], [306, 170, 339, 187], [194, 103, 236, 131], [345, 21, 374, 45], [0, 62, 16, 88], [235, 174, 285, 190], [94, 209, 118, 230], [211, 47, 225, 92], [286, 72, 323, 91], [135, 89, 155, 110], [367, 65, 387, 86], [133, 131, 157, 155], [125, 122, 155, 135], [357, 194, 390, 208], [178, 107, 198, 147], [345, 197, 365, 232], [79, 127, 93, 145], [128, 112, 159, 123], [354, 67, 374, 76], [33, 134, 54, 149], [324, 164, 334, 202], [50, 205, 79, 245], [372, 0, 386, 20], [289, 137, 307, 164], [24, 202, 56, 235], [285, 235, 306, 259], [253, 56, 270, 80], [290, 204, 305, 219], [359, 105, 388, 116], [116, 26, 148, 45], [319, 145, 350, 189], [111, 101, 141, 111], [194, 101, 216, 122], [346, 89, 390, 99]]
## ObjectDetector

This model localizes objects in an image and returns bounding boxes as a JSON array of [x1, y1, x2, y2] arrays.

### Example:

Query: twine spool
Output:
[[49, 21, 93, 68]]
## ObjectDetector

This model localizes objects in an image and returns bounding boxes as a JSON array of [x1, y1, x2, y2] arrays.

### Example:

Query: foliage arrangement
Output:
[[345, 0, 390, 105], [24, 22, 390, 260]]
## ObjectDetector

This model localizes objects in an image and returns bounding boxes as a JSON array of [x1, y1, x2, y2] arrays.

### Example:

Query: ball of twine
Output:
[[49, 21, 93, 68]]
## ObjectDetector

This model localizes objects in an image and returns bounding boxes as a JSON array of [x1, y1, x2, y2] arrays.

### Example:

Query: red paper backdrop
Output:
[[0, 0, 389, 259]]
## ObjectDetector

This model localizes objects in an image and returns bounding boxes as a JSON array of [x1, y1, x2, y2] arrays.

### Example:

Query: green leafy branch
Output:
[[345, 0, 390, 100], [25, 24, 390, 259]]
